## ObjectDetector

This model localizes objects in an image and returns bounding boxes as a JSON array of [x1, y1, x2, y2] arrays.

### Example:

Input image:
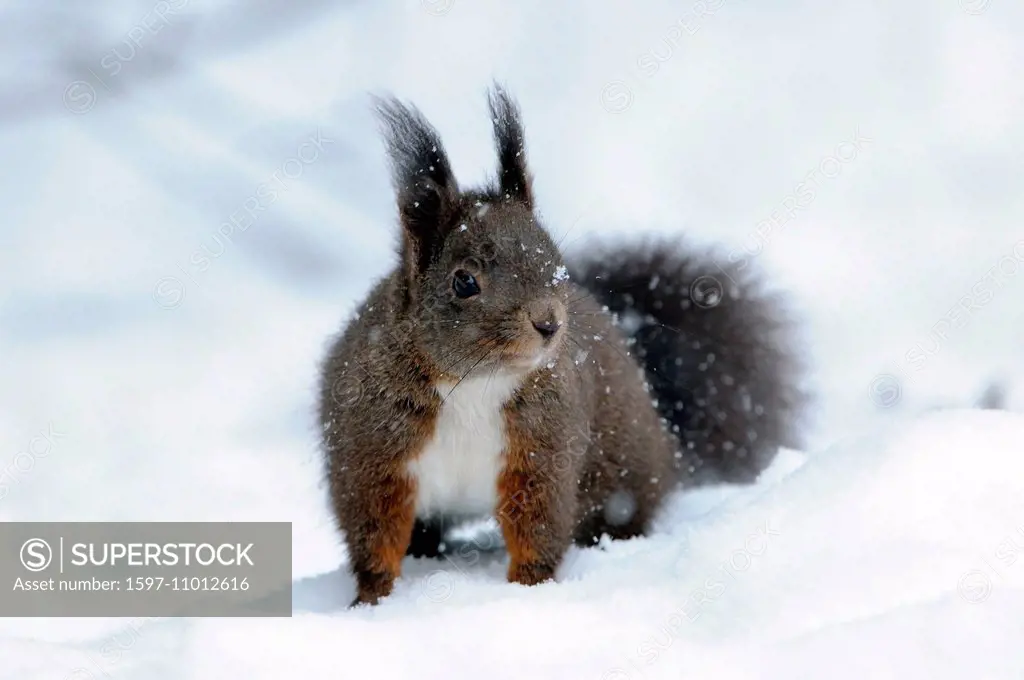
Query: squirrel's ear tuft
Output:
[[487, 83, 533, 208], [374, 95, 460, 277]]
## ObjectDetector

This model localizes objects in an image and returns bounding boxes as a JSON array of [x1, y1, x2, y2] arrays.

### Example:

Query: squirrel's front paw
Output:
[[350, 570, 395, 607], [508, 561, 556, 587]]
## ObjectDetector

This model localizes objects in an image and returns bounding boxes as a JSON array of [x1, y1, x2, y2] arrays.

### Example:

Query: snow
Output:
[[3, 0, 1024, 677], [7, 412, 1024, 678], [552, 264, 570, 285]]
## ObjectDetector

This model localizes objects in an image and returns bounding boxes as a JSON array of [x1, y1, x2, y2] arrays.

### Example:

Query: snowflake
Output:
[[552, 265, 570, 285]]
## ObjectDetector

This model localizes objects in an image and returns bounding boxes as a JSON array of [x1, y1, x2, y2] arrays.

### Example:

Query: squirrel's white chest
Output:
[[407, 374, 522, 518]]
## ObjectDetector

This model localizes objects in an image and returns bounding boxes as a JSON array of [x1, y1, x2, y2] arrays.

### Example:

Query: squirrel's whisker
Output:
[[443, 346, 500, 406]]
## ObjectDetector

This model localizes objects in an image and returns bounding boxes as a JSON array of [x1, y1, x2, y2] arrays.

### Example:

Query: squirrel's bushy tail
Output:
[[569, 236, 807, 486]]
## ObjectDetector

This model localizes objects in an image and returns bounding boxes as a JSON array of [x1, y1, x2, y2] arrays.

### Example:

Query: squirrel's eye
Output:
[[452, 270, 480, 299]]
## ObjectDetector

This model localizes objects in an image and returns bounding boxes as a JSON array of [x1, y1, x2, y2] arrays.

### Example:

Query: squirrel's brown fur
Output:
[[319, 85, 805, 606]]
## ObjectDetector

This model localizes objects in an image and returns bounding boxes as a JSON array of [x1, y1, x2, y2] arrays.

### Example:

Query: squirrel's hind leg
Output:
[[572, 507, 650, 548], [406, 518, 447, 558]]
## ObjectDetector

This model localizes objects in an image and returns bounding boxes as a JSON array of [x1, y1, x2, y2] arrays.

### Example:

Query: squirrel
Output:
[[319, 84, 805, 606]]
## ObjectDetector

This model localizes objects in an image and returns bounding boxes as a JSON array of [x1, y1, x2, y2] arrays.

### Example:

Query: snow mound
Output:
[[183, 409, 1024, 678], [7, 410, 1024, 678]]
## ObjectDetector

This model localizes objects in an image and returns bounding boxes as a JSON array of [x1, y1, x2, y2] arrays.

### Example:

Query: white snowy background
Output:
[[2, 0, 1024, 677]]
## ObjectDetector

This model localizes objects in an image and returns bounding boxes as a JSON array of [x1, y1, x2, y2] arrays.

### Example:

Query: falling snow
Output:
[[617, 310, 644, 335], [603, 489, 638, 526], [14, 6, 1024, 676]]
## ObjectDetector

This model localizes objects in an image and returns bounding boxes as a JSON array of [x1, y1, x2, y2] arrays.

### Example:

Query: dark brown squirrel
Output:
[[318, 84, 805, 606]]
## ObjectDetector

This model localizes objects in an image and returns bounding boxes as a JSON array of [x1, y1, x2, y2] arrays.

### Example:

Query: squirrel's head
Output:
[[375, 85, 570, 379]]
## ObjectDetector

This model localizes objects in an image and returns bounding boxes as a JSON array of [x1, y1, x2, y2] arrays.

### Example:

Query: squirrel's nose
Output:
[[532, 319, 561, 340]]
